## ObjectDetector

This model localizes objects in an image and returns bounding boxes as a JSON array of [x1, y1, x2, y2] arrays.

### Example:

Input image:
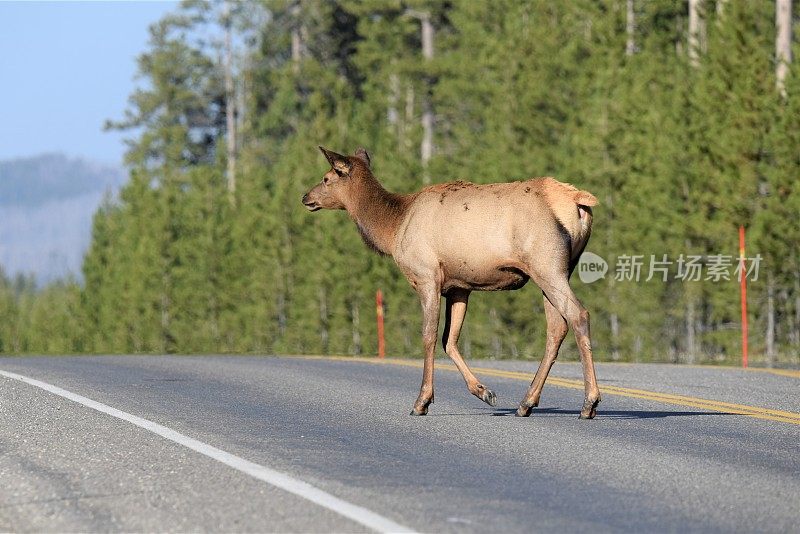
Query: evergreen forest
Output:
[[2, 0, 799, 368]]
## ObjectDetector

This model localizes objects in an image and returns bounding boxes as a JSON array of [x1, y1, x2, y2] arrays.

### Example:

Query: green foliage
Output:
[[5, 1, 799, 367], [0, 270, 85, 353]]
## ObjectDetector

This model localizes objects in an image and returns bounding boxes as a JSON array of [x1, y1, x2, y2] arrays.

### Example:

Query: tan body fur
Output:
[[397, 179, 593, 295], [303, 147, 601, 419]]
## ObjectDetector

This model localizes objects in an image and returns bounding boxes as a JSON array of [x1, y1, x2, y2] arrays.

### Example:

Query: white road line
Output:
[[0, 369, 415, 534]]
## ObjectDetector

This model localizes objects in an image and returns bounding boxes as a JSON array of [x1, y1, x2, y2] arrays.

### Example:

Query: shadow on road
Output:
[[488, 407, 732, 419], [424, 408, 733, 418]]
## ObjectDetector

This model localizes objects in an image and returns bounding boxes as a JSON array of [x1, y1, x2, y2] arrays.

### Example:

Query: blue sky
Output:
[[0, 1, 177, 166]]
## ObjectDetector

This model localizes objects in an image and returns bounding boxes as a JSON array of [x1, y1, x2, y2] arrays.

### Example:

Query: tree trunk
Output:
[[277, 291, 287, 337], [610, 312, 620, 360], [421, 13, 434, 59], [776, 0, 793, 97], [237, 54, 246, 150], [160, 280, 171, 353], [406, 10, 435, 183], [688, 0, 705, 68], [223, 0, 236, 200], [420, 14, 434, 184], [793, 272, 800, 349], [388, 73, 399, 127], [490, 307, 501, 357], [351, 299, 361, 355], [626, 0, 635, 56], [206, 184, 220, 345], [404, 84, 415, 152], [290, 1, 303, 73], [766, 276, 776, 367], [319, 286, 328, 353], [781, 287, 790, 355], [508, 337, 519, 359], [421, 100, 433, 184], [686, 299, 696, 363], [402, 317, 412, 354]]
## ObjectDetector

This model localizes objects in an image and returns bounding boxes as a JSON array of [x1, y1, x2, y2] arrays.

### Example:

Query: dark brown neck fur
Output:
[[344, 166, 412, 257]]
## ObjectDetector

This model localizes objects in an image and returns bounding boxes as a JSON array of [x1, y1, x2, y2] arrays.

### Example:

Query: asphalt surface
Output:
[[1, 355, 798, 533]]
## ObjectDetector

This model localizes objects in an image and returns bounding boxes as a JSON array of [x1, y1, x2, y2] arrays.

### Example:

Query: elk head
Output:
[[302, 146, 371, 212]]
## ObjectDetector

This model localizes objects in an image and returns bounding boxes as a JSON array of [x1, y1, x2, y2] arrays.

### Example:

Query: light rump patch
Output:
[[302, 147, 601, 419]]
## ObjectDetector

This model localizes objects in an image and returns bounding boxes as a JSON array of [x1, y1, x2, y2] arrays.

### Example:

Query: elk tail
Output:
[[572, 190, 596, 242], [572, 190, 598, 207]]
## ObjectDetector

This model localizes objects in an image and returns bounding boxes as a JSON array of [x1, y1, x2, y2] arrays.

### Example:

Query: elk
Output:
[[302, 147, 601, 419]]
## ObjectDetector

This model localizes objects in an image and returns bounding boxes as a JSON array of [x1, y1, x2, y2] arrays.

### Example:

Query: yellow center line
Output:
[[749, 368, 800, 379], [295, 355, 800, 426], [667, 362, 800, 380]]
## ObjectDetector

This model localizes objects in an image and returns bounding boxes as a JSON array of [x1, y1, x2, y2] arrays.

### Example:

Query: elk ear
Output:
[[318, 146, 351, 176], [354, 147, 371, 169]]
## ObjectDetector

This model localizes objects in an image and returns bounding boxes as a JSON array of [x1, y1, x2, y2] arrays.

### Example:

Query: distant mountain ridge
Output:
[[0, 153, 126, 283], [0, 153, 125, 206]]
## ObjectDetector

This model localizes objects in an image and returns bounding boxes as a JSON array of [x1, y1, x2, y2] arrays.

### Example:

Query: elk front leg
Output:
[[442, 289, 496, 406], [411, 283, 441, 416], [517, 294, 568, 416]]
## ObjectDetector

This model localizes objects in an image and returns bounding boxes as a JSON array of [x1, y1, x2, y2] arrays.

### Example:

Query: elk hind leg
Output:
[[442, 289, 496, 406], [516, 294, 569, 416], [538, 276, 601, 419]]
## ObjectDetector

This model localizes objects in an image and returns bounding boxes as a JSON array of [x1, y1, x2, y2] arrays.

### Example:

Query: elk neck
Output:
[[345, 173, 411, 257]]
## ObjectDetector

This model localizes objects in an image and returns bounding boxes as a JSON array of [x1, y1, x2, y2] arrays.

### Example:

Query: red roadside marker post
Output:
[[739, 225, 748, 368], [376, 289, 386, 358]]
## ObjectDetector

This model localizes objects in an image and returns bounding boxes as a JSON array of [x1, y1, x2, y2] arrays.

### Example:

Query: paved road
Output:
[[1, 355, 798, 533]]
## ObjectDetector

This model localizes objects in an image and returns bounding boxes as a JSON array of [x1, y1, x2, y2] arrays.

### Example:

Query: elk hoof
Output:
[[578, 397, 600, 419], [481, 388, 497, 407], [410, 396, 432, 416], [475, 384, 497, 407], [515, 401, 537, 417]]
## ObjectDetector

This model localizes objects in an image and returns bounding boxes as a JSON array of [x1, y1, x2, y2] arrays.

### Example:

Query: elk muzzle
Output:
[[301, 192, 321, 211]]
